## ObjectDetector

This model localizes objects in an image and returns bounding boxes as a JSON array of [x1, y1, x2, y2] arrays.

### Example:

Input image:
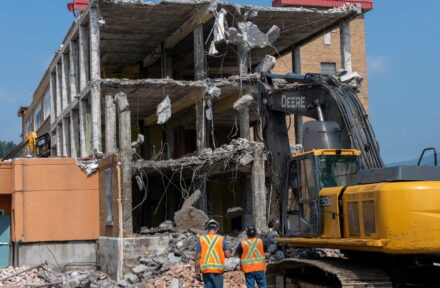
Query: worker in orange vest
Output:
[[234, 224, 267, 288], [195, 219, 231, 288]]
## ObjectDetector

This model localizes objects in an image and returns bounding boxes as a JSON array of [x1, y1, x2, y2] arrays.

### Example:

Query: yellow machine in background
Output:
[[1, 132, 50, 161]]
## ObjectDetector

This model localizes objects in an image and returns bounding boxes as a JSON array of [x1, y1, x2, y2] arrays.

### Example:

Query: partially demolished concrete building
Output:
[[17, 0, 369, 279]]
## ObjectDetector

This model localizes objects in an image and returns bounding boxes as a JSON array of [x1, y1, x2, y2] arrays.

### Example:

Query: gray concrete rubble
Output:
[[174, 190, 209, 233], [134, 138, 263, 172], [156, 95, 172, 124]]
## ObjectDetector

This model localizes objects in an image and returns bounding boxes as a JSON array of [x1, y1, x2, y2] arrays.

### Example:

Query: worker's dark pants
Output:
[[245, 271, 267, 288], [202, 273, 224, 288]]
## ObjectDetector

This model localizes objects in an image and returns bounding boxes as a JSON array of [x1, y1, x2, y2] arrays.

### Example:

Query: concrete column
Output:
[[62, 54, 70, 107], [238, 43, 248, 78], [193, 24, 205, 81], [70, 109, 80, 158], [340, 20, 352, 73], [194, 24, 206, 152], [79, 24, 90, 90], [105, 95, 117, 154], [239, 108, 250, 140], [62, 118, 71, 157], [252, 149, 267, 231], [292, 46, 303, 145], [195, 100, 206, 152], [56, 62, 63, 113], [114, 92, 133, 234], [69, 40, 79, 97], [89, 8, 101, 80], [90, 8, 102, 153], [79, 99, 88, 157], [56, 125, 63, 156], [90, 82, 102, 153], [49, 72, 57, 125]]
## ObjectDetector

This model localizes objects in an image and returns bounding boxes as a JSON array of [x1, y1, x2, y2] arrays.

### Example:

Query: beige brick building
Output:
[[272, 0, 372, 112]]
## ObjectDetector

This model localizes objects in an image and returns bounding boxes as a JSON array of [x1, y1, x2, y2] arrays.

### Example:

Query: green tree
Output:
[[0, 141, 17, 158]]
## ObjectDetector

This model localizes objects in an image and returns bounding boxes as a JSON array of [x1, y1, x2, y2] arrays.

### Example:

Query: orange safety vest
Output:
[[199, 233, 226, 274], [240, 238, 266, 273]]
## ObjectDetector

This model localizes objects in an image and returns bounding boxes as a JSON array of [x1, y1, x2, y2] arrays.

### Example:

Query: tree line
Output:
[[0, 141, 17, 158]]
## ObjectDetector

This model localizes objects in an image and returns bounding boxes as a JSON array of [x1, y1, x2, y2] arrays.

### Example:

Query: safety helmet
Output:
[[246, 224, 257, 237], [205, 219, 220, 230]]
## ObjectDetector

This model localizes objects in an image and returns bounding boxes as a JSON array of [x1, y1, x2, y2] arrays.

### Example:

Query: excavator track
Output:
[[267, 257, 393, 287]]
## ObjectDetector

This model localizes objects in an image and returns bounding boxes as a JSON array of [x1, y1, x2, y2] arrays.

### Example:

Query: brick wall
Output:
[[273, 16, 369, 112]]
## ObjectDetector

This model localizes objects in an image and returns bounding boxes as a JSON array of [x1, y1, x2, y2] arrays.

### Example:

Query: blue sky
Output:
[[0, 0, 439, 164]]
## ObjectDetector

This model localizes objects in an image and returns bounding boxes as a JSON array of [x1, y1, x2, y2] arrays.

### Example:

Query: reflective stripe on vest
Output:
[[240, 238, 266, 273], [199, 234, 225, 273]]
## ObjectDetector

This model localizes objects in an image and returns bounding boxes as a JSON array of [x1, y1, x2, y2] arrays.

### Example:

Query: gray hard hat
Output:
[[205, 219, 220, 230]]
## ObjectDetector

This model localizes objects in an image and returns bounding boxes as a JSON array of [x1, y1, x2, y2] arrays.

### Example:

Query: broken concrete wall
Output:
[[98, 236, 170, 281]]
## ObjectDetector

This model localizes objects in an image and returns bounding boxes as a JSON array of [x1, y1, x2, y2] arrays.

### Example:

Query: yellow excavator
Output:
[[258, 73, 440, 287], [1, 132, 50, 161]]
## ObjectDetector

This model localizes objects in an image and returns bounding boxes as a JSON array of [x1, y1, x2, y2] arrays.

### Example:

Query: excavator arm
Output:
[[257, 73, 383, 233]]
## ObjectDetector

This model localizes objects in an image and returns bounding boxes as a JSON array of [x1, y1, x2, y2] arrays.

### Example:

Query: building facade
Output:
[[15, 0, 366, 245]]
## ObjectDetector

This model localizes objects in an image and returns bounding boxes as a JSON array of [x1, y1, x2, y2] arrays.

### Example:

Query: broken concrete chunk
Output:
[[132, 264, 148, 275], [266, 25, 280, 45], [124, 273, 139, 284], [226, 27, 242, 45], [209, 8, 228, 55], [225, 257, 240, 271], [207, 86, 221, 98], [174, 190, 209, 231], [233, 94, 254, 111], [255, 55, 276, 73], [171, 278, 180, 288], [131, 134, 144, 149], [156, 95, 171, 125], [238, 22, 268, 50], [213, 8, 227, 43], [208, 41, 219, 55], [244, 9, 258, 21]]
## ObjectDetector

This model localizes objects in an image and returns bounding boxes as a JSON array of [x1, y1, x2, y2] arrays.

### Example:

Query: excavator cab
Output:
[[285, 149, 360, 237]]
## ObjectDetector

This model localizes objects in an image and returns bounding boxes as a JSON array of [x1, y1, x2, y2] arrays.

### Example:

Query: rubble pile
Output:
[[0, 265, 118, 288], [143, 262, 246, 288]]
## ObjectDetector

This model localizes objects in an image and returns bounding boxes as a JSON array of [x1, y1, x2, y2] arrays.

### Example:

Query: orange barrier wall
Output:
[[0, 162, 12, 195], [10, 158, 99, 243]]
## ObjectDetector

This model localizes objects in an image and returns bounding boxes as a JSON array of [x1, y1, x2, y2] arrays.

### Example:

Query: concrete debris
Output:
[[124, 273, 139, 284], [244, 9, 258, 21], [135, 138, 263, 172], [226, 27, 241, 45], [209, 8, 228, 55], [174, 190, 209, 232], [144, 262, 246, 288], [266, 25, 280, 45], [156, 95, 171, 125], [76, 159, 99, 175], [233, 94, 254, 111], [338, 70, 364, 92], [255, 55, 276, 73], [226, 207, 243, 219], [131, 134, 144, 149], [238, 22, 268, 51], [290, 144, 303, 154], [0, 265, 118, 288]]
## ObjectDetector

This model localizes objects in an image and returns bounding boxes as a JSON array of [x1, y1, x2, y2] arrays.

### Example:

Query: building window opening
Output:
[[320, 62, 336, 75]]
